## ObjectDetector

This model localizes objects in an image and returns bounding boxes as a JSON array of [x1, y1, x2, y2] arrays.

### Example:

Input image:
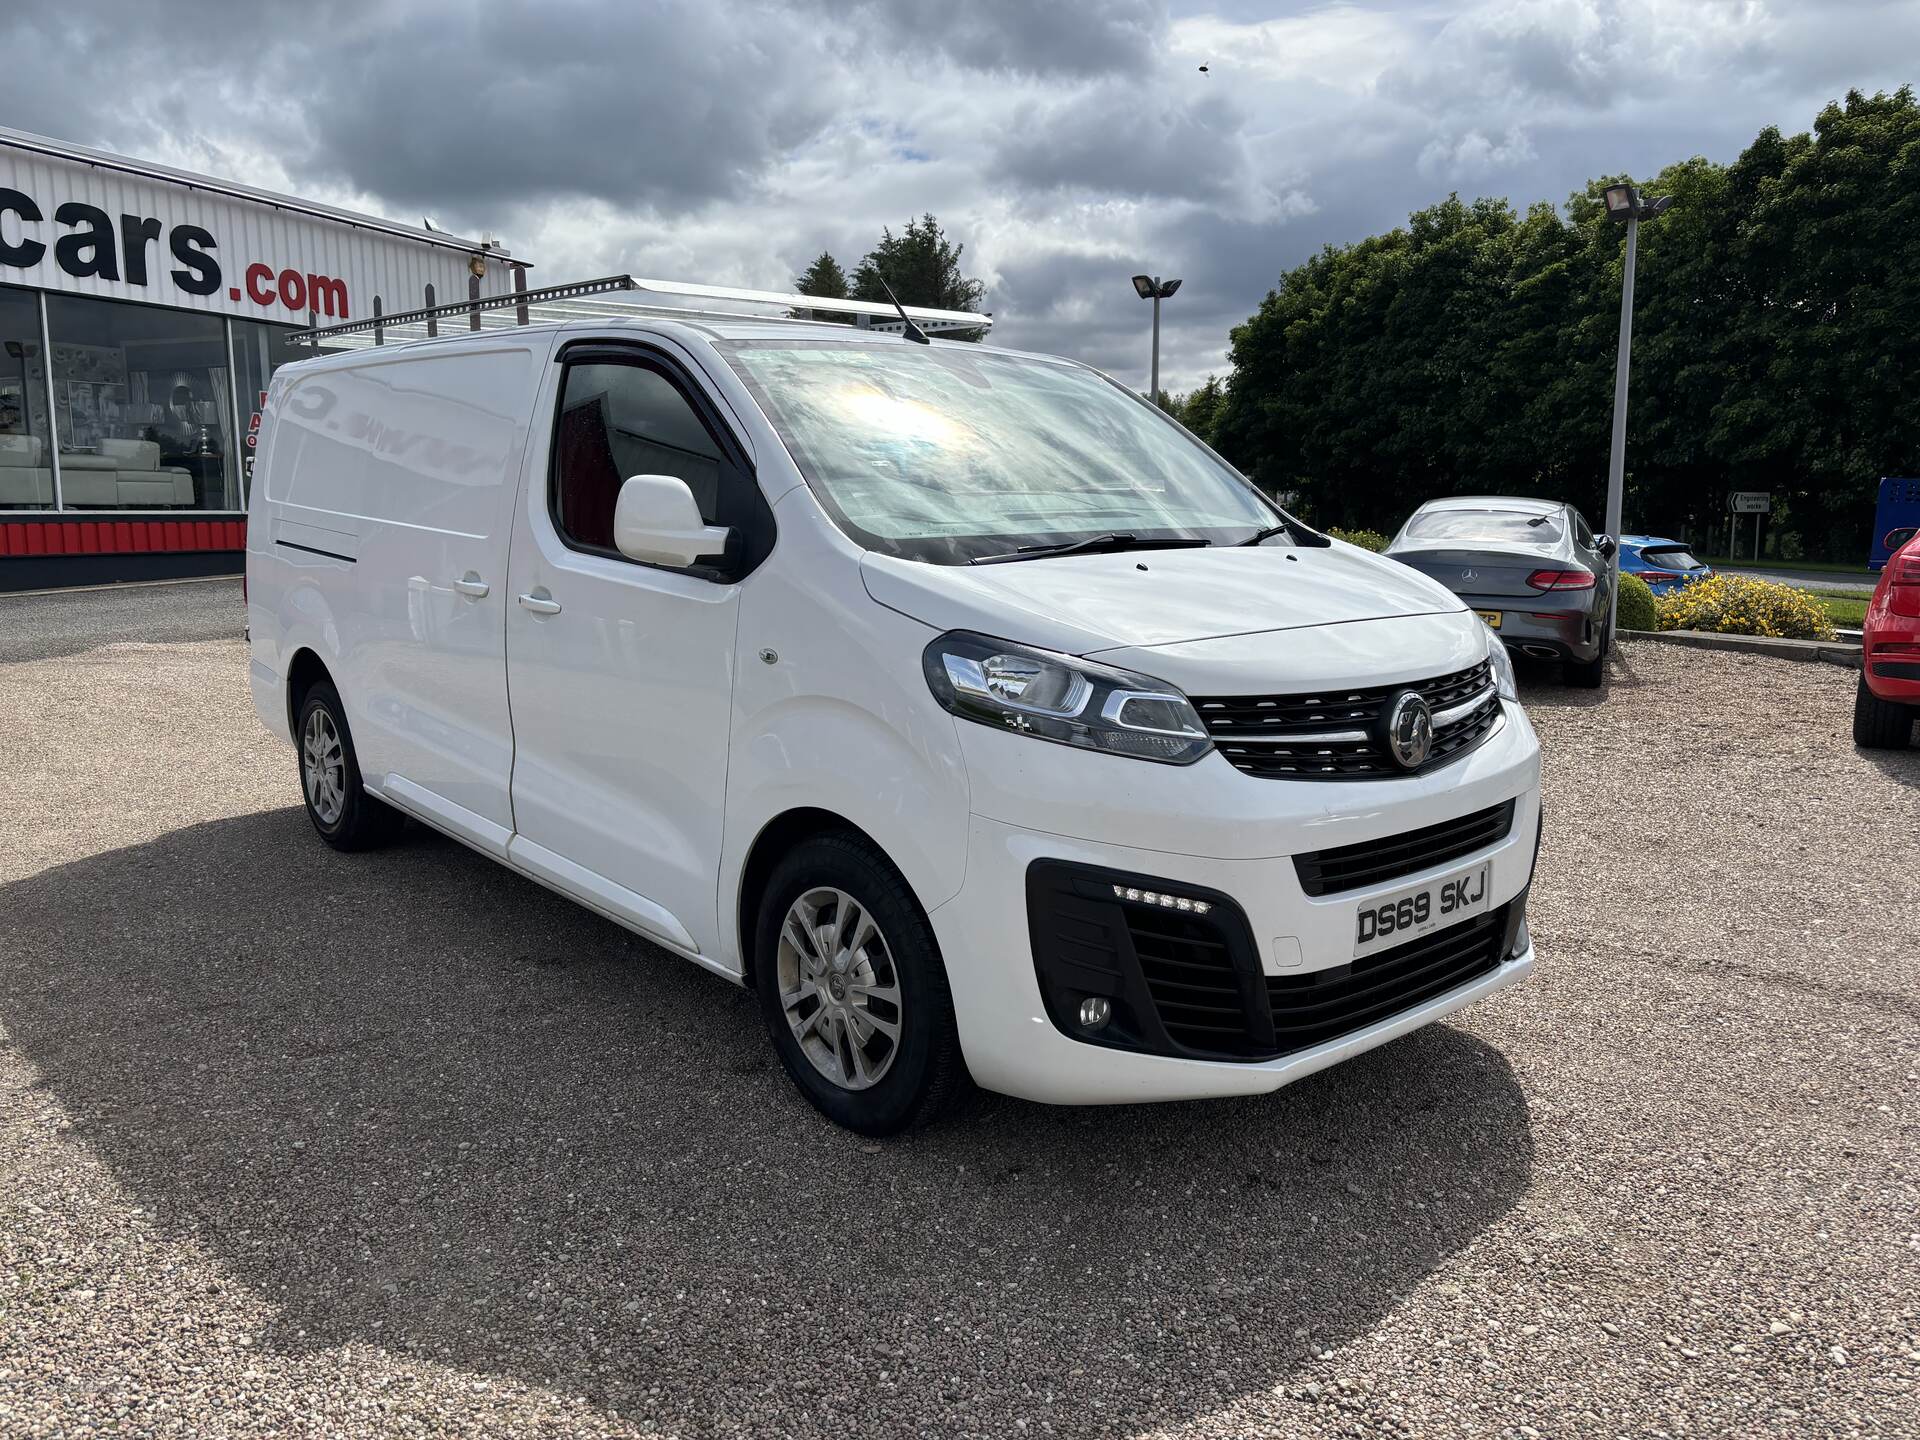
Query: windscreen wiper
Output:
[[969, 532, 1212, 565], [1236, 514, 1332, 547]]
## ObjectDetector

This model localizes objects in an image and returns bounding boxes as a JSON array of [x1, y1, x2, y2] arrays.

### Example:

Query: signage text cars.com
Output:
[[0, 185, 350, 318]]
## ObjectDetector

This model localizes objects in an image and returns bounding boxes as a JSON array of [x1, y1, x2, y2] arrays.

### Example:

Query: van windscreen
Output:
[[720, 341, 1278, 564]]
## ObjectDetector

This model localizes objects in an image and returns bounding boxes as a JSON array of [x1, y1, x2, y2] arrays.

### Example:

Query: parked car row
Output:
[[1371, 496, 1714, 688], [1371, 492, 1914, 751]]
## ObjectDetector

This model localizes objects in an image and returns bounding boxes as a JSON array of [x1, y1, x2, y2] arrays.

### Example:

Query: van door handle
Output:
[[453, 573, 490, 599], [517, 589, 562, 616]]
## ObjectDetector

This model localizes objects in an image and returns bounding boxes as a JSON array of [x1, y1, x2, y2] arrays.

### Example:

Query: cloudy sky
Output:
[[4, 1, 1915, 390]]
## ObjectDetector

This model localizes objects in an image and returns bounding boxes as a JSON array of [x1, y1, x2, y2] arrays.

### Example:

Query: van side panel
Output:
[[254, 340, 552, 840]]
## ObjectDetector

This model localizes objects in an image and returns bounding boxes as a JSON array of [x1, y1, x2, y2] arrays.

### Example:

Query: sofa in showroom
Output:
[[0, 433, 52, 506], [0, 435, 195, 508]]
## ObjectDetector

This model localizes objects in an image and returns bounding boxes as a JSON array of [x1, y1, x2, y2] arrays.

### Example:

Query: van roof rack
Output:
[[287, 274, 993, 350]]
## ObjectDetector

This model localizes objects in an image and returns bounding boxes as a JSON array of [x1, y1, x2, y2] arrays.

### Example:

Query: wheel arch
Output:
[[734, 807, 893, 985], [284, 647, 334, 738]]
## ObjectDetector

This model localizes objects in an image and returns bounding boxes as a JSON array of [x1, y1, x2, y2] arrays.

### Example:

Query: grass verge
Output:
[[1704, 556, 1878, 580], [1815, 594, 1870, 628]]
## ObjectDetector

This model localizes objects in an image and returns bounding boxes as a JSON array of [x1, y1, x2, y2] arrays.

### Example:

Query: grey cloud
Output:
[[822, 0, 1168, 76], [4, 0, 849, 212], [298, 4, 846, 210], [994, 85, 1252, 202]]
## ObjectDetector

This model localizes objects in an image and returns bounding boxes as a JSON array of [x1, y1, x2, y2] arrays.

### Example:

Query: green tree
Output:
[[1737, 89, 1920, 555], [793, 251, 849, 299], [853, 214, 988, 340], [1211, 87, 1920, 560], [1177, 375, 1225, 445]]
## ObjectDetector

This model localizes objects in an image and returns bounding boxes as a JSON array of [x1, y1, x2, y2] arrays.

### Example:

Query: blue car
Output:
[[1618, 535, 1712, 595]]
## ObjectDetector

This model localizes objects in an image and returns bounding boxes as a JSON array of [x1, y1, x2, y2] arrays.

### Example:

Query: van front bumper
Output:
[[926, 701, 1540, 1105]]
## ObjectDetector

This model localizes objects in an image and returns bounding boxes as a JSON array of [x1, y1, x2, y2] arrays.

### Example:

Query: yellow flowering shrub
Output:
[[1654, 573, 1835, 641], [1328, 527, 1390, 552]]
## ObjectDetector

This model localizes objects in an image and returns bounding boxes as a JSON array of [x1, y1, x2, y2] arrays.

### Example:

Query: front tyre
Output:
[[1852, 673, 1915, 750], [754, 833, 965, 1135], [295, 681, 407, 851]]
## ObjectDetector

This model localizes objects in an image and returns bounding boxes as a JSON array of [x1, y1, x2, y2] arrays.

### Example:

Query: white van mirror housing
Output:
[[612, 474, 733, 568]]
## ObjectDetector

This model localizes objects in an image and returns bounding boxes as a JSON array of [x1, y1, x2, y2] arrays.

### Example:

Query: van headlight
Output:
[[923, 632, 1213, 765], [1486, 636, 1518, 702]]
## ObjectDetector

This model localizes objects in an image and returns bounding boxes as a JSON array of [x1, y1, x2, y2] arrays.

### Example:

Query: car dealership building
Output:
[[1, 127, 527, 589]]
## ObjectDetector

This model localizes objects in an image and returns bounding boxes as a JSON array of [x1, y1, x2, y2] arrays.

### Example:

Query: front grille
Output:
[[1265, 906, 1508, 1055], [1193, 660, 1500, 779], [1294, 800, 1517, 897]]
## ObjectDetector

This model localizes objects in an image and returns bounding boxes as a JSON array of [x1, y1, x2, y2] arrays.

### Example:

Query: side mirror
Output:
[[613, 474, 732, 569], [1595, 535, 1617, 559]]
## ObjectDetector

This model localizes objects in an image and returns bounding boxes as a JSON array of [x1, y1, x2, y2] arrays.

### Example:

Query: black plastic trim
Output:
[[1294, 799, 1517, 896], [1025, 860, 1265, 1060], [276, 539, 355, 563]]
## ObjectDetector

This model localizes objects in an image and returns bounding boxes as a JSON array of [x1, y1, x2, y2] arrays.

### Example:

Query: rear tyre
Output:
[[753, 832, 966, 1136], [1852, 674, 1915, 750], [1564, 629, 1608, 689], [295, 681, 407, 851]]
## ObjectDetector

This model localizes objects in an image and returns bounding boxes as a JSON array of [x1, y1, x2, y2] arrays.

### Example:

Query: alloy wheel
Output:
[[302, 707, 347, 826], [776, 886, 904, 1091]]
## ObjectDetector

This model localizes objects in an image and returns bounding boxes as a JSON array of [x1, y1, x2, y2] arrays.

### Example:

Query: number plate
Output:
[[1352, 862, 1491, 958], [1476, 609, 1502, 630]]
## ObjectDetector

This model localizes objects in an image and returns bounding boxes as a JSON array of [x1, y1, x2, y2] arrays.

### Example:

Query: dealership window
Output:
[[230, 319, 305, 503], [43, 292, 240, 512], [0, 285, 55, 511]]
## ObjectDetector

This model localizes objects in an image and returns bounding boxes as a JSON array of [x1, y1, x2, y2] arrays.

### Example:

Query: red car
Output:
[[1855, 533, 1920, 749]]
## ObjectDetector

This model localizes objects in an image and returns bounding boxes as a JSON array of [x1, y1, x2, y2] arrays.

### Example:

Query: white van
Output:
[[246, 280, 1541, 1135]]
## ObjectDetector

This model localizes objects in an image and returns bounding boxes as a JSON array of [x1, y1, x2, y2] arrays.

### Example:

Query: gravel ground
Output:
[[1, 581, 1916, 1439]]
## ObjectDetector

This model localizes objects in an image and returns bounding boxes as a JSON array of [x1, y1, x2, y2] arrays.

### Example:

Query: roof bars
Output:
[[288, 273, 993, 349]]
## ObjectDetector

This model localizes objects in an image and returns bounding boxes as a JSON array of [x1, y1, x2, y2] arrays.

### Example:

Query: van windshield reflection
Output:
[[721, 340, 1279, 564]]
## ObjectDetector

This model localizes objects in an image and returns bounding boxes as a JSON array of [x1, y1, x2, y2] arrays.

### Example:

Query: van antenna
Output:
[[872, 274, 931, 345]]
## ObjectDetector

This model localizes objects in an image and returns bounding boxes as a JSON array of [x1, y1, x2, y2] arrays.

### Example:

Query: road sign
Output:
[[1729, 491, 1771, 514]]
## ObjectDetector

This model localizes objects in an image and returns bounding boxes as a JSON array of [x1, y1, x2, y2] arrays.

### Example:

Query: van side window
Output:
[[552, 361, 731, 556]]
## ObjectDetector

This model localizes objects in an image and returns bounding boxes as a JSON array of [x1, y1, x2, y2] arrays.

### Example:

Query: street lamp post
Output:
[[1130, 274, 1182, 404], [1601, 182, 1672, 640]]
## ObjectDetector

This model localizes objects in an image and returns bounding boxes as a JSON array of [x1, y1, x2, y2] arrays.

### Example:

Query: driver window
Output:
[[553, 361, 727, 552]]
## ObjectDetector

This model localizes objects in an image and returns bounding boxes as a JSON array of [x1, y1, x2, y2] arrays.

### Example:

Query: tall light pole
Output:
[[1131, 274, 1182, 404], [1601, 182, 1672, 639]]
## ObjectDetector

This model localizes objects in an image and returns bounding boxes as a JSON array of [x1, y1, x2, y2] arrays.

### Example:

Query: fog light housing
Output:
[[1078, 996, 1113, 1031]]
